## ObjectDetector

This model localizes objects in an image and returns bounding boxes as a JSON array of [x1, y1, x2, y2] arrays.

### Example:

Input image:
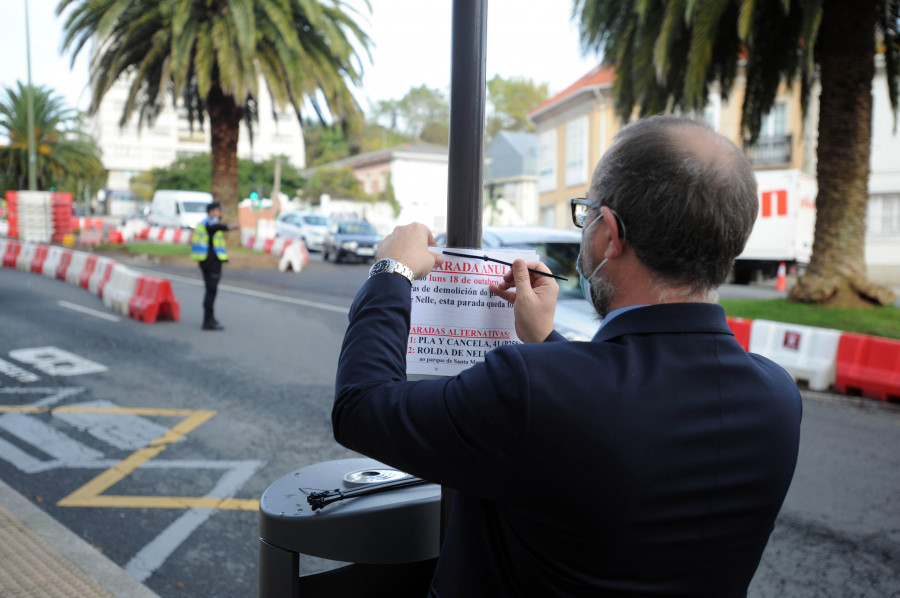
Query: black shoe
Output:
[[202, 321, 224, 331]]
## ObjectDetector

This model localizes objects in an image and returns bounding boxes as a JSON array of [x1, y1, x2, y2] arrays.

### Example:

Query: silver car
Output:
[[275, 212, 330, 252], [435, 226, 600, 341]]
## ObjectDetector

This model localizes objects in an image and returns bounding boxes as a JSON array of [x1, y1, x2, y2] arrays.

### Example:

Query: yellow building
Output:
[[529, 65, 814, 230]]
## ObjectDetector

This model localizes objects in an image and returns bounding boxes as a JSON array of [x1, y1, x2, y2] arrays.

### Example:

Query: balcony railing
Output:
[[745, 134, 792, 166]]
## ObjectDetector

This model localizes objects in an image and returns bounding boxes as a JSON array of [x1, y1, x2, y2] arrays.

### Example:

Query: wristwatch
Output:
[[368, 258, 415, 284]]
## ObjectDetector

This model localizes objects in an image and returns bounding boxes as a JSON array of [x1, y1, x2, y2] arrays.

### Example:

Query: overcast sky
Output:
[[0, 1, 601, 114]]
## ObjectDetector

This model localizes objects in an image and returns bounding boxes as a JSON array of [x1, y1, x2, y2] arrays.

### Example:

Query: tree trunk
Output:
[[788, 0, 896, 307], [206, 84, 243, 222]]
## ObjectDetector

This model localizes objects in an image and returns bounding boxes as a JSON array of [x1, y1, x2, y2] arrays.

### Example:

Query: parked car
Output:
[[322, 220, 381, 263], [275, 212, 330, 251], [435, 226, 600, 341]]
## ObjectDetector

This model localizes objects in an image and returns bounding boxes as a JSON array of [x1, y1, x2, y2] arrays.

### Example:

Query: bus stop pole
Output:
[[446, 0, 487, 250], [442, 0, 488, 541]]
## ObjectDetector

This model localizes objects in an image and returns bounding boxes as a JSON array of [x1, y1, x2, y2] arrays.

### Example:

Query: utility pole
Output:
[[24, 0, 37, 190], [442, 0, 488, 542], [446, 0, 487, 250]]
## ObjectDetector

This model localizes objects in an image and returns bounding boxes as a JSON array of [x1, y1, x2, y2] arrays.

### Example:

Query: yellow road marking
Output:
[[0, 405, 45, 413], [1, 403, 257, 511]]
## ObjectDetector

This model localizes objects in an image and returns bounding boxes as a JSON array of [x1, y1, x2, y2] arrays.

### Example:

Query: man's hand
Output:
[[376, 223, 445, 280], [490, 259, 559, 343]]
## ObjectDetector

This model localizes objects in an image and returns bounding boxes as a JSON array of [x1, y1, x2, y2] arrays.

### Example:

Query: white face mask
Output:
[[575, 213, 604, 303], [575, 212, 617, 318]]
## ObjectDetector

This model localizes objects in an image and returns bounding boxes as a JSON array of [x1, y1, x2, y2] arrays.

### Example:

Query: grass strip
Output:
[[720, 299, 900, 340]]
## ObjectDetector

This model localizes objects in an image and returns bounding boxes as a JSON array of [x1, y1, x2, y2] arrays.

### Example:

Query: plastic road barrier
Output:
[[79, 254, 100, 289], [728, 316, 754, 348], [278, 242, 305, 273], [79, 229, 103, 247], [15, 242, 37, 272], [30, 244, 50, 274], [128, 276, 181, 323], [65, 251, 90, 287], [834, 332, 900, 402], [41, 246, 66, 279], [2, 241, 21, 268], [749, 319, 843, 391], [55, 249, 75, 281], [102, 264, 141, 317], [91, 259, 117, 299]]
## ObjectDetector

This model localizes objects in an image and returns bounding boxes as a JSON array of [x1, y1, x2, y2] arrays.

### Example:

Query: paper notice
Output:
[[406, 246, 539, 376]]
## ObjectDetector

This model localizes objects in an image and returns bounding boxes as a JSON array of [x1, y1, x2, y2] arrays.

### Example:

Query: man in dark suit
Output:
[[333, 115, 802, 597]]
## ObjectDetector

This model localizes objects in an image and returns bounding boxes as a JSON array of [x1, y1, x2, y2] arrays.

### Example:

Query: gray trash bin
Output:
[[258, 458, 441, 597]]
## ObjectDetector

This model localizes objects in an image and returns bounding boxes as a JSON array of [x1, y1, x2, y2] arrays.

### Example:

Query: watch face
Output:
[[371, 259, 391, 274]]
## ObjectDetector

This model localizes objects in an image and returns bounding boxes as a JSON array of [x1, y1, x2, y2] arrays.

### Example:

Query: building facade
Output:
[[92, 77, 305, 214], [484, 131, 539, 227], [302, 143, 449, 235], [529, 65, 814, 231], [529, 62, 898, 283]]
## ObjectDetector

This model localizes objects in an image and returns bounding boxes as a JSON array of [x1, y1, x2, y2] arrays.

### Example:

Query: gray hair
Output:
[[589, 115, 758, 294]]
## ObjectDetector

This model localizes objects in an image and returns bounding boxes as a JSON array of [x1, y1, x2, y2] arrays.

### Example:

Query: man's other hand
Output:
[[376, 223, 445, 280], [490, 260, 558, 343]]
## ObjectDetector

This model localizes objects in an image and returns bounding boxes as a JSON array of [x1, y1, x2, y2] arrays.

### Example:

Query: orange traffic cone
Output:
[[775, 262, 787, 291]]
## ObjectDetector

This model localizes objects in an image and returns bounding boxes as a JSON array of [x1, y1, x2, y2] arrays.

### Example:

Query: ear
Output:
[[600, 205, 625, 260]]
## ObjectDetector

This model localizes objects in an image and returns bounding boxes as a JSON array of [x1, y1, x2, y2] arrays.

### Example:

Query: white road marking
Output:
[[58, 300, 122, 322], [0, 411, 106, 473], [9, 347, 109, 376], [54, 400, 176, 451], [0, 358, 40, 383], [124, 459, 263, 582], [134, 268, 350, 314], [0, 387, 86, 407]]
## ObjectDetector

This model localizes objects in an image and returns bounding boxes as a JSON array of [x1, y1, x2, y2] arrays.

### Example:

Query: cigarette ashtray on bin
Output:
[[258, 458, 441, 597]]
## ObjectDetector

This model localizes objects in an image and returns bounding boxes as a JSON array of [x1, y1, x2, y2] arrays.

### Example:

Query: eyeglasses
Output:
[[571, 197, 597, 228], [570, 197, 627, 240]]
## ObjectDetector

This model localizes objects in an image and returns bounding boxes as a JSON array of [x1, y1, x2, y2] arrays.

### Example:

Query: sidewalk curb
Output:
[[0, 478, 161, 598]]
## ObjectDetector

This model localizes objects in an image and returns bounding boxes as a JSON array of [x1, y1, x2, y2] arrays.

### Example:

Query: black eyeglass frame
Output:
[[570, 197, 626, 240]]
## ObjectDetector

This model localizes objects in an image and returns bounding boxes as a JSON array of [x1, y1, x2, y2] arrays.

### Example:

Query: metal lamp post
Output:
[[24, 0, 38, 191]]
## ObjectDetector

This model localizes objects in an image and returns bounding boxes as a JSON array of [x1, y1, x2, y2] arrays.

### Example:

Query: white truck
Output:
[[148, 190, 213, 229], [732, 169, 817, 284]]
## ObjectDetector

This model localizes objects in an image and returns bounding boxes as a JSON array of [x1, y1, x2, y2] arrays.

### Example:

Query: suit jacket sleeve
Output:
[[333, 274, 536, 499]]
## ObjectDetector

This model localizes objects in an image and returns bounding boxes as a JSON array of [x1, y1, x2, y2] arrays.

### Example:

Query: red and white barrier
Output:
[[102, 264, 141, 317], [129, 276, 180, 323], [42, 246, 67, 279], [15, 242, 37, 272], [243, 235, 309, 274], [65, 251, 90, 287], [1, 240, 180, 324], [835, 333, 900, 402], [749, 320, 843, 391], [2, 240, 22, 268], [89, 257, 116, 298], [30, 244, 50, 274]]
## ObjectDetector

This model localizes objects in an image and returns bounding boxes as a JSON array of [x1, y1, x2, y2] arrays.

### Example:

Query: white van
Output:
[[149, 190, 214, 229]]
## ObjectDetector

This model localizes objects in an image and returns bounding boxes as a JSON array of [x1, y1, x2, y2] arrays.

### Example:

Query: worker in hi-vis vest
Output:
[[191, 201, 238, 330]]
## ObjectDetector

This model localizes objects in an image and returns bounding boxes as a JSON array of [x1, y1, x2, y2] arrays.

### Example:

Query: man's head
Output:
[[207, 202, 223, 218], [582, 115, 758, 302]]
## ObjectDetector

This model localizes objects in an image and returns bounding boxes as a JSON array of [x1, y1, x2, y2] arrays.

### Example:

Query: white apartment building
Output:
[[92, 76, 305, 210]]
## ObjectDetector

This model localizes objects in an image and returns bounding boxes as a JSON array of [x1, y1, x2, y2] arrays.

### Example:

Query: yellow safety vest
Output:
[[191, 221, 228, 262]]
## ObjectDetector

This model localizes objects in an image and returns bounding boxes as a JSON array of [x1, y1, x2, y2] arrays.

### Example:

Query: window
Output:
[[565, 116, 588, 187], [541, 206, 555, 228], [703, 94, 721, 131], [538, 129, 557, 193], [760, 103, 787, 138], [868, 193, 900, 236]]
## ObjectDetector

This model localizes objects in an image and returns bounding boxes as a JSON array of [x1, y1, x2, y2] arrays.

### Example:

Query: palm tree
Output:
[[57, 0, 371, 217], [574, 0, 899, 307], [0, 82, 104, 193]]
